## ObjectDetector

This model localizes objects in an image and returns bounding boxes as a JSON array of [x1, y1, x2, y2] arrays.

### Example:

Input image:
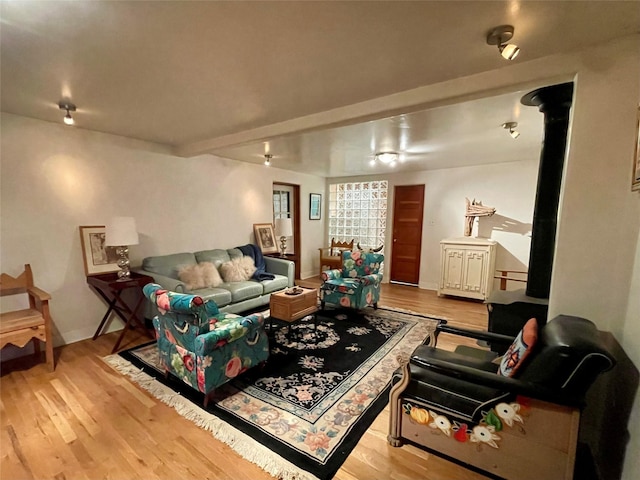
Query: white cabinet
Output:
[[438, 238, 497, 300]]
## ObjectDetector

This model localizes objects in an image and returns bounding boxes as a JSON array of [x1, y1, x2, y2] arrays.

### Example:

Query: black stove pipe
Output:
[[521, 82, 574, 299]]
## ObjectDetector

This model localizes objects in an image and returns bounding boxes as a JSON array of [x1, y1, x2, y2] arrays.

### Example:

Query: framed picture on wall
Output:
[[309, 193, 322, 220], [79, 225, 120, 276], [253, 223, 278, 254], [632, 105, 640, 192]]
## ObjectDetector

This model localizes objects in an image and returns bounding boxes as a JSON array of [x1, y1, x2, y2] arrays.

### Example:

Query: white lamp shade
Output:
[[274, 218, 293, 237], [105, 216, 139, 246]]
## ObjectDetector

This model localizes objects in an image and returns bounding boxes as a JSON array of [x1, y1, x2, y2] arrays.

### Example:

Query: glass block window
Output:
[[328, 180, 387, 251]]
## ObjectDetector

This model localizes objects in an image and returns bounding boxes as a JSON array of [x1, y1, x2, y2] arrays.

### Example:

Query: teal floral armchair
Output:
[[320, 251, 384, 310], [143, 283, 269, 406]]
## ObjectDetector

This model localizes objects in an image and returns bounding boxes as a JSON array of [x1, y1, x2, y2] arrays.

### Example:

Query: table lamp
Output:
[[274, 218, 293, 258], [105, 216, 139, 281]]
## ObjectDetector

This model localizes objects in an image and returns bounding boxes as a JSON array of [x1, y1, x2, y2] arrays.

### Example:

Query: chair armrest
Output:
[[195, 313, 265, 356], [263, 257, 294, 287], [358, 273, 382, 286], [321, 269, 343, 281], [409, 345, 582, 406], [27, 286, 51, 302], [437, 324, 515, 345], [133, 269, 186, 292]]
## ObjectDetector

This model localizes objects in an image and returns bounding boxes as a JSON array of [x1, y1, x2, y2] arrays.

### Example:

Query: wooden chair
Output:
[[0, 264, 54, 370], [318, 238, 354, 276]]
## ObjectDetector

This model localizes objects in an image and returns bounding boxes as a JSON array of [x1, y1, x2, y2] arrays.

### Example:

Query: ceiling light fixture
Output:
[[264, 154, 272, 166], [372, 151, 399, 167], [486, 25, 520, 60], [58, 101, 76, 125], [502, 121, 520, 139]]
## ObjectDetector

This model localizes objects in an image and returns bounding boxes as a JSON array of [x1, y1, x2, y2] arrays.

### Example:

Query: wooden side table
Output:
[[87, 272, 155, 353]]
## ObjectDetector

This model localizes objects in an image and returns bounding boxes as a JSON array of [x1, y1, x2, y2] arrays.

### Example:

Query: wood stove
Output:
[[487, 82, 574, 351]]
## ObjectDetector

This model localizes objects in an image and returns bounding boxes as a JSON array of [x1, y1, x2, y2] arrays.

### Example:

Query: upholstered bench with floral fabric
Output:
[[143, 283, 269, 406]]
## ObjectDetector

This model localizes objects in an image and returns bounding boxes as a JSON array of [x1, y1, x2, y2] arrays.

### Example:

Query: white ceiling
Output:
[[2, 1, 639, 177]]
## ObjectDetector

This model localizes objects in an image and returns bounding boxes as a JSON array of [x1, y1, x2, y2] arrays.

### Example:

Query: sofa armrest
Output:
[[436, 324, 515, 345], [409, 345, 582, 406], [321, 269, 343, 281], [195, 313, 265, 356], [358, 273, 383, 286], [263, 257, 294, 286], [133, 269, 187, 293]]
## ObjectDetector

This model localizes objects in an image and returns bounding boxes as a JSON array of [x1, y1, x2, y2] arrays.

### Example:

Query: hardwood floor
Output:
[[1, 282, 491, 480]]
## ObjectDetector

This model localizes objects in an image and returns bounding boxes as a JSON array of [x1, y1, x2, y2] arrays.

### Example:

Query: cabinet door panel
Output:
[[463, 251, 486, 293], [442, 249, 464, 289]]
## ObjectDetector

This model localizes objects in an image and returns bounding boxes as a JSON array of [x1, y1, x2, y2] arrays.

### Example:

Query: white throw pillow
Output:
[[219, 257, 256, 282], [178, 262, 223, 290], [200, 261, 223, 287], [177, 264, 205, 290]]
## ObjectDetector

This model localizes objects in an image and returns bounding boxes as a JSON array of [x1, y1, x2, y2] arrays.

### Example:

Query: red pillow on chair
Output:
[[498, 318, 538, 377]]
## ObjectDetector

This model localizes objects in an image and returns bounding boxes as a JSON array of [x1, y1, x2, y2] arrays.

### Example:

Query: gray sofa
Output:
[[136, 247, 294, 317]]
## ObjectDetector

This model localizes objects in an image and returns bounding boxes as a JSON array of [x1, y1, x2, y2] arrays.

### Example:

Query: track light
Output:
[[264, 154, 272, 166], [58, 101, 76, 125], [502, 122, 520, 139], [486, 25, 520, 60]]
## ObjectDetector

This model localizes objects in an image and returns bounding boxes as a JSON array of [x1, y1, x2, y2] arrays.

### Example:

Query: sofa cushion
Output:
[[226, 248, 243, 260], [190, 287, 233, 308], [194, 249, 231, 269], [142, 252, 197, 279], [220, 281, 264, 303], [261, 274, 289, 294]]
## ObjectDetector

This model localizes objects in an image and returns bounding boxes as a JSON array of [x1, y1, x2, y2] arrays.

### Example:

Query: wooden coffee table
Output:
[[269, 287, 318, 335]]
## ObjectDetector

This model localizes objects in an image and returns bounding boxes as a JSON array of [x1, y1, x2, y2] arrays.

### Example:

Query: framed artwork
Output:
[[309, 193, 322, 220], [79, 225, 120, 276], [632, 105, 640, 192], [253, 223, 278, 254]]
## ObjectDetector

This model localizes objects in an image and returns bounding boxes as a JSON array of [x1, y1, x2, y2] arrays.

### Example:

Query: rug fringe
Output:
[[103, 355, 318, 480]]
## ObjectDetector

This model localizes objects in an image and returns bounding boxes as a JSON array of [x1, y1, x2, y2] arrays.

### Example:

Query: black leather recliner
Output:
[[388, 315, 615, 480]]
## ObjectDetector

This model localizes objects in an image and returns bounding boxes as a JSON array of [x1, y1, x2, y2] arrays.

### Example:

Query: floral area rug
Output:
[[104, 306, 441, 480]]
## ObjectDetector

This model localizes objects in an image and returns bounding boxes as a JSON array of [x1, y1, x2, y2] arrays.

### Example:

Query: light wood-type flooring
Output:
[[1, 280, 493, 480]]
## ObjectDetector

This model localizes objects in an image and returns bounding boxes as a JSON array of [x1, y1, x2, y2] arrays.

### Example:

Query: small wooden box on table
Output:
[[87, 272, 155, 353], [270, 287, 318, 322], [269, 287, 319, 337]]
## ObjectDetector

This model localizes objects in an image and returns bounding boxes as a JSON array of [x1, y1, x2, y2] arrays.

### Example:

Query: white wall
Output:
[[622, 232, 640, 480], [0, 113, 325, 348], [550, 37, 640, 336], [329, 158, 539, 290]]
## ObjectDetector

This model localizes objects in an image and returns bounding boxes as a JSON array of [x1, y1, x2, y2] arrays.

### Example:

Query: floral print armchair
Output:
[[143, 283, 269, 406], [320, 250, 384, 310]]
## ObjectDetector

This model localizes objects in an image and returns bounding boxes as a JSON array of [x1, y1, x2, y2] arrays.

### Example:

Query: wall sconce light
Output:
[[264, 154, 272, 166], [486, 25, 520, 60], [58, 101, 76, 125], [370, 151, 399, 167], [502, 121, 520, 139]]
